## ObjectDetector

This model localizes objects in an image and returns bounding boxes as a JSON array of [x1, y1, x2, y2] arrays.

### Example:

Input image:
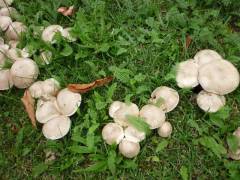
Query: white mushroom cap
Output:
[[194, 49, 222, 67], [113, 103, 139, 127], [0, 7, 17, 17], [8, 40, 19, 48], [0, 69, 13, 90], [42, 115, 71, 140], [0, 0, 13, 7], [139, 104, 166, 129], [124, 126, 145, 143], [149, 86, 179, 112], [176, 59, 199, 88], [56, 88, 81, 116], [119, 138, 140, 158], [5, 22, 27, 40], [42, 25, 63, 43], [10, 58, 39, 88], [40, 50, 52, 65], [42, 78, 60, 97], [7, 48, 27, 62], [36, 98, 61, 124], [0, 16, 12, 31], [198, 59, 240, 95], [197, 90, 225, 113], [109, 101, 125, 118], [157, 121, 172, 137], [62, 28, 76, 42], [102, 122, 124, 145], [29, 81, 44, 98]]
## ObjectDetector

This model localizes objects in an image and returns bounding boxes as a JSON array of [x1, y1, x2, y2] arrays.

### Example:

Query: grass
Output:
[[1, 0, 240, 179]]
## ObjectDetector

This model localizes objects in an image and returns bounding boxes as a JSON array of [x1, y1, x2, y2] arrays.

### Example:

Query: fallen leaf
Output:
[[21, 90, 36, 128], [68, 77, 113, 93], [186, 35, 192, 49], [57, 6, 75, 16]]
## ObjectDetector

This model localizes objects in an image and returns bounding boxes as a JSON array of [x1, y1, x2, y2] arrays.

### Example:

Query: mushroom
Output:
[[149, 86, 179, 112], [0, 0, 13, 7], [41, 25, 63, 43], [0, 69, 13, 90], [42, 115, 71, 140], [62, 28, 76, 42], [5, 22, 27, 40], [113, 102, 139, 127], [198, 59, 240, 95], [36, 98, 61, 124], [124, 126, 145, 143], [228, 127, 240, 160], [139, 104, 166, 129], [196, 90, 225, 113], [42, 78, 60, 99], [56, 88, 81, 116], [8, 40, 19, 48], [0, 16, 12, 31], [176, 59, 199, 88], [0, 7, 17, 17], [102, 122, 124, 145], [157, 121, 172, 138], [119, 138, 140, 158], [194, 49, 222, 66], [29, 81, 44, 98], [10, 58, 39, 88], [7, 48, 28, 61], [109, 101, 125, 118]]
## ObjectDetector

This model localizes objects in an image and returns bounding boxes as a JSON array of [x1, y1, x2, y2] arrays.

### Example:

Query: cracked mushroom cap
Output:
[[42, 115, 71, 140], [0, 0, 13, 7], [139, 104, 166, 129], [56, 88, 81, 116], [119, 138, 140, 158], [29, 81, 44, 98], [198, 59, 240, 95], [176, 59, 199, 88], [5, 22, 27, 40], [0, 16, 12, 31], [158, 121, 172, 138], [149, 86, 179, 112], [42, 25, 63, 43], [0, 69, 13, 90], [10, 58, 39, 88], [113, 102, 139, 127], [124, 126, 145, 143], [102, 122, 124, 145], [197, 90, 225, 113], [109, 101, 125, 118], [36, 98, 61, 124], [194, 49, 222, 66], [0, 7, 17, 17]]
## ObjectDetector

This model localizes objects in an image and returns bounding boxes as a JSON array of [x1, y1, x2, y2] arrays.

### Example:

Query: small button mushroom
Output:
[[10, 58, 39, 89], [8, 40, 19, 48], [62, 28, 76, 42], [40, 50, 52, 65], [29, 81, 44, 98], [149, 86, 179, 112], [56, 88, 81, 116], [119, 138, 140, 158], [197, 90, 225, 113], [0, 69, 13, 90], [113, 102, 139, 127], [42, 78, 60, 99], [36, 98, 61, 124], [0, 0, 13, 7], [158, 121, 172, 138], [0, 16, 12, 31], [124, 126, 145, 143], [5, 22, 27, 40], [139, 104, 166, 129], [42, 25, 63, 43], [0, 7, 17, 17], [194, 49, 222, 67], [198, 59, 240, 95], [109, 101, 125, 118], [42, 115, 71, 140], [176, 59, 199, 88], [102, 122, 124, 145]]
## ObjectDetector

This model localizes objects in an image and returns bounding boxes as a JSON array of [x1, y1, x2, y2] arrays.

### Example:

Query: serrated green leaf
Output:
[[116, 47, 127, 56], [180, 166, 188, 180], [32, 163, 48, 178], [107, 150, 116, 175], [127, 115, 150, 134], [60, 43, 73, 56], [68, 145, 93, 154], [78, 161, 107, 172], [227, 134, 239, 153], [156, 140, 169, 153]]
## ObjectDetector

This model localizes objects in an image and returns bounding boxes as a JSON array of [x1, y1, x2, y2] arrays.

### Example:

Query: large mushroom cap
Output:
[[194, 49, 222, 66], [124, 126, 145, 143], [176, 59, 199, 88], [102, 122, 124, 145], [56, 88, 81, 116], [149, 86, 179, 112], [119, 138, 140, 158], [42, 115, 71, 140], [113, 102, 139, 127], [42, 25, 63, 43], [0, 69, 13, 90], [5, 22, 27, 40], [139, 104, 166, 129], [36, 98, 61, 124], [197, 90, 225, 113], [0, 7, 17, 17], [10, 58, 39, 88], [0, 16, 12, 31], [29, 81, 44, 98], [198, 59, 240, 95], [0, 0, 13, 7], [158, 121, 172, 137], [109, 101, 125, 118]]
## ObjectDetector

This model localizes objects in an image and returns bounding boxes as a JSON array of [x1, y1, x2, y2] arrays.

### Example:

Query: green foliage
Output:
[[127, 115, 151, 134]]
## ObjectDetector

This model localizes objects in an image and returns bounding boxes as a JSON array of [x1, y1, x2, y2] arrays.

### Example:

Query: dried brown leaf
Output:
[[57, 6, 75, 16], [186, 35, 192, 49]]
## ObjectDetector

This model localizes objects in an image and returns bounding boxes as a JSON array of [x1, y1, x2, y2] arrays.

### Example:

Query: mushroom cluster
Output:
[[29, 79, 81, 140], [176, 49, 240, 112], [102, 86, 179, 158], [228, 127, 240, 160]]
